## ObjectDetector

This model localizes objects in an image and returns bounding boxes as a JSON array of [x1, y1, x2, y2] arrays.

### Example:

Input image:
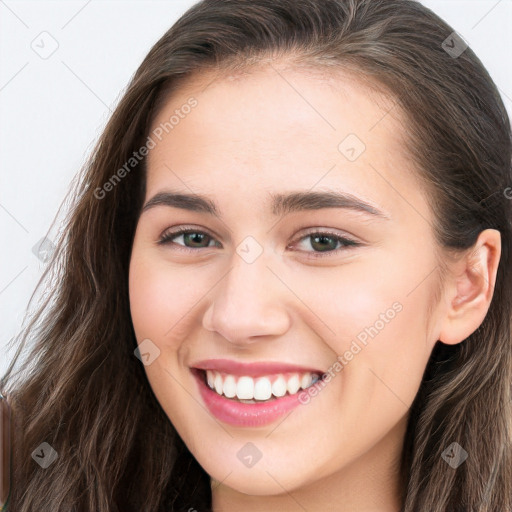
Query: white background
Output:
[[1, 0, 511, 379]]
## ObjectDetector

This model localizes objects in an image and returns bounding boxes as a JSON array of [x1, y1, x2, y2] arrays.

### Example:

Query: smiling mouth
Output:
[[197, 368, 321, 403]]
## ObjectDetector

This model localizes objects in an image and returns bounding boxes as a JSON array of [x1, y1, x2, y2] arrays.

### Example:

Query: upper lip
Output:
[[191, 358, 324, 377]]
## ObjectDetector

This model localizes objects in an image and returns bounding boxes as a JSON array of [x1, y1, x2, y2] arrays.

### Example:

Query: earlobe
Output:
[[438, 229, 501, 345]]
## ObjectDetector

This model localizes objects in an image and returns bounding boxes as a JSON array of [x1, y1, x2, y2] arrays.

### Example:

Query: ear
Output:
[[438, 229, 501, 345]]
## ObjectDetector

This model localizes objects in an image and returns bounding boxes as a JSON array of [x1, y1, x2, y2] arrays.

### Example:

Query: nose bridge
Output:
[[203, 246, 290, 343]]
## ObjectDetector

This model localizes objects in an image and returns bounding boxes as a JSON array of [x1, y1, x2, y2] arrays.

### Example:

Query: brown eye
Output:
[[289, 230, 361, 259], [158, 228, 220, 250]]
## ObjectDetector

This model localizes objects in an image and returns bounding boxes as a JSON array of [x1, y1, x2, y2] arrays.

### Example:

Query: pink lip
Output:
[[191, 358, 324, 378], [192, 368, 312, 427]]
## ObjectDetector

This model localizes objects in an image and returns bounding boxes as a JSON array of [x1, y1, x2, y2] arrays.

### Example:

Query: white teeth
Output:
[[214, 372, 223, 395], [223, 375, 237, 398], [271, 376, 287, 397], [287, 374, 300, 395], [204, 370, 320, 401], [236, 376, 254, 400], [253, 377, 272, 400], [206, 371, 215, 389], [300, 373, 312, 390]]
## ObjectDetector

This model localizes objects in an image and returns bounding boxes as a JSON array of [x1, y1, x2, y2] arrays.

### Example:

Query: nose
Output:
[[202, 250, 291, 346]]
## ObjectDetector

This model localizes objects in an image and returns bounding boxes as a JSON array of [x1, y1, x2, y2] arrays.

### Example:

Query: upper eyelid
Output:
[[159, 225, 356, 237]]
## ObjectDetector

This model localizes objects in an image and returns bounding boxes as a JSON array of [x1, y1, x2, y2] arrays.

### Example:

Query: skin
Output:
[[128, 62, 501, 512]]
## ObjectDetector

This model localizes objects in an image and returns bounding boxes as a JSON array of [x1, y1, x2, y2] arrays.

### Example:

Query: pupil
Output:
[[185, 233, 207, 247], [312, 235, 336, 252]]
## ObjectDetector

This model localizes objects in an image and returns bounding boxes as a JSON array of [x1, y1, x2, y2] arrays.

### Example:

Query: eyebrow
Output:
[[141, 190, 390, 219]]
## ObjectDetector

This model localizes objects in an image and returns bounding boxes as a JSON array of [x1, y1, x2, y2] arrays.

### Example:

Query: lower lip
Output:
[[192, 369, 307, 427]]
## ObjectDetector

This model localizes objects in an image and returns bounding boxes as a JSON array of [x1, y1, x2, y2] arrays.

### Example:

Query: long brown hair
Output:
[[2, 1, 511, 510]]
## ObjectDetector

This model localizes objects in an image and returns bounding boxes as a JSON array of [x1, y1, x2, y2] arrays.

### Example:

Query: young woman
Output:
[[1, 0, 511, 510]]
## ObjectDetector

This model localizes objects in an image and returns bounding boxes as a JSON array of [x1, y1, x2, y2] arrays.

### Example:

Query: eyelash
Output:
[[157, 225, 362, 259]]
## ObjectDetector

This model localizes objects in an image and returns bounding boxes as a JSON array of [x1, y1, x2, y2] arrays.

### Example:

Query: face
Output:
[[129, 64, 445, 497]]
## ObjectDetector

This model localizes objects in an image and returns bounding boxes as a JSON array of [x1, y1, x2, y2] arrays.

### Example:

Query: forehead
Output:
[[145, 64, 429, 224]]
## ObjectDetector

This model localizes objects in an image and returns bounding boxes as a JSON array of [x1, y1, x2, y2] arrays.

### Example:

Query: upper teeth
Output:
[[206, 370, 320, 401]]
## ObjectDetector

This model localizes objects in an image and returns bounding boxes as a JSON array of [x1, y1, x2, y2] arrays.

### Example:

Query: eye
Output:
[[288, 230, 361, 259], [157, 226, 221, 251], [157, 225, 361, 258]]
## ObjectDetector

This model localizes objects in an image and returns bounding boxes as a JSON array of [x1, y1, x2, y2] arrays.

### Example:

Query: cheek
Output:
[[128, 250, 203, 414], [128, 247, 219, 349], [305, 251, 434, 397], [128, 250, 191, 342], [295, 250, 429, 340], [129, 257, 169, 340]]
